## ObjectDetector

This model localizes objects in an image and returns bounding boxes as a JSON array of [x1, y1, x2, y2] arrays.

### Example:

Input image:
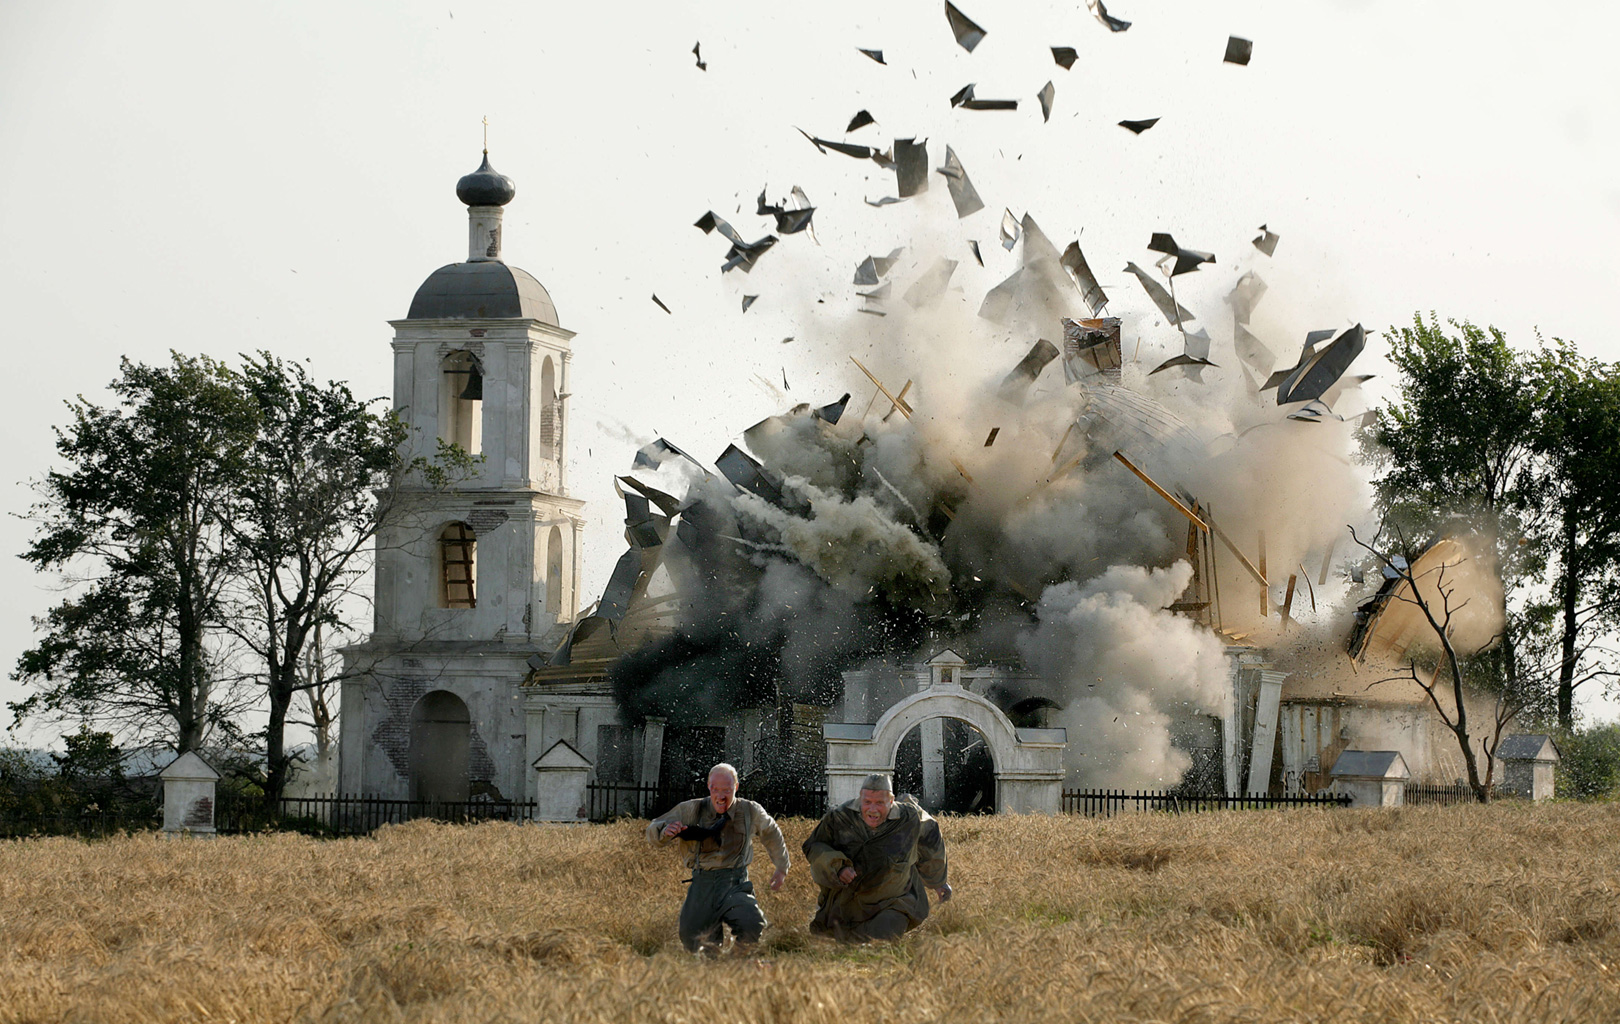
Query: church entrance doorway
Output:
[[410, 690, 471, 803]]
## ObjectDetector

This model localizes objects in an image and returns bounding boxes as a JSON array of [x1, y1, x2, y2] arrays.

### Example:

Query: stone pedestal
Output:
[[532, 740, 592, 821], [161, 752, 221, 835]]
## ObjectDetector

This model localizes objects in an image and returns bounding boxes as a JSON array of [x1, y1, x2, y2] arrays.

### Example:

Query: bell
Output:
[[459, 365, 483, 401]]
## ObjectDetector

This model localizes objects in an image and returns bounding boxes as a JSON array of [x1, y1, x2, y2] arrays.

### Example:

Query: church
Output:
[[336, 154, 1496, 819]]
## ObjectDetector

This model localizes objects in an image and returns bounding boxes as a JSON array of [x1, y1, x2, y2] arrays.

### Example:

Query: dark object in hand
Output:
[[680, 812, 730, 843]]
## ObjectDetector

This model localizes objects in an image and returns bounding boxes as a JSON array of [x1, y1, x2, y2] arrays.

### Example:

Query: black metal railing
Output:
[[585, 781, 829, 823], [213, 793, 538, 836], [1061, 788, 1352, 817], [1403, 781, 1477, 807]]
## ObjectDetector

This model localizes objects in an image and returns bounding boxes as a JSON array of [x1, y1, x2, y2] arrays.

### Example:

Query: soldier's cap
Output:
[[859, 773, 894, 793]]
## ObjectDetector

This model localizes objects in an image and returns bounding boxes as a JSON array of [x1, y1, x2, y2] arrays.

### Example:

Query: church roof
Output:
[[407, 261, 559, 324]]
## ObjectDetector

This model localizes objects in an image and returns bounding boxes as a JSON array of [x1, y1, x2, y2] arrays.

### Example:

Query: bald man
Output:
[[647, 762, 790, 955], [802, 773, 951, 942]]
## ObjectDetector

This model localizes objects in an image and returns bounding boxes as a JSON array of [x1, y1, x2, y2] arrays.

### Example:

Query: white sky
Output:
[[3, 0, 1618, 744]]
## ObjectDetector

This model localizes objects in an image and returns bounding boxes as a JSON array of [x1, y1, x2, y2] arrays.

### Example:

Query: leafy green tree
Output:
[[1530, 346, 1620, 729], [1555, 721, 1620, 799], [221, 353, 414, 804], [13, 354, 258, 751]]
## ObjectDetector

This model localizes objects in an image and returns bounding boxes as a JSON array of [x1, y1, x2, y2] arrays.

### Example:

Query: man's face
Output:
[[708, 772, 737, 814], [860, 788, 893, 828]]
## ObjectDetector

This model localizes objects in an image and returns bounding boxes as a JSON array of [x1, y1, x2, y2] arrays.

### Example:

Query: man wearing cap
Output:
[[802, 773, 952, 942], [647, 762, 790, 955]]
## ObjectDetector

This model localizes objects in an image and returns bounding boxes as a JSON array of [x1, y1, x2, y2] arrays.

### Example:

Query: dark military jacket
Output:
[[802, 795, 948, 938]]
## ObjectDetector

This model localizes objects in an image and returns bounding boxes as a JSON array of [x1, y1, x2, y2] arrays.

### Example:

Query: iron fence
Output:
[[585, 781, 829, 823], [0, 809, 161, 839], [1061, 788, 1352, 817], [1403, 782, 1477, 807], [213, 793, 538, 836]]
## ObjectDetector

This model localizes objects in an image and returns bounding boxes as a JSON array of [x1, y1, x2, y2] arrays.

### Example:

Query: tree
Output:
[[1348, 526, 1528, 802], [13, 354, 258, 751], [220, 353, 413, 804], [1529, 345, 1620, 729]]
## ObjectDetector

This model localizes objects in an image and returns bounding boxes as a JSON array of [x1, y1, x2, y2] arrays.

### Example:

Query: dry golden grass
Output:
[[3, 803, 1618, 1023]]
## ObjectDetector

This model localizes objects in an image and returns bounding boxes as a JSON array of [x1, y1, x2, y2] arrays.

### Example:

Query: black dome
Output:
[[456, 152, 516, 207], [407, 262, 558, 323]]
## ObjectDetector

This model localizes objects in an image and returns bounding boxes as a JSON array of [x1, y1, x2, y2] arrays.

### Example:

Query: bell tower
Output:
[[340, 151, 585, 800]]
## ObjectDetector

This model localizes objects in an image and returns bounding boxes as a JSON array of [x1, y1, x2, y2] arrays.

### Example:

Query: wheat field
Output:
[[2, 803, 1617, 1023]]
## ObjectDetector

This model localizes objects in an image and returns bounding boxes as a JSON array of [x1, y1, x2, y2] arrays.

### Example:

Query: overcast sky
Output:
[[3, 0, 1618, 744]]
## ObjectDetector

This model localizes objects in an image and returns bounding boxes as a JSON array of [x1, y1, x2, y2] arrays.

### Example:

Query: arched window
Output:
[[438, 522, 476, 609], [440, 350, 483, 455], [546, 525, 563, 613], [540, 355, 557, 455]]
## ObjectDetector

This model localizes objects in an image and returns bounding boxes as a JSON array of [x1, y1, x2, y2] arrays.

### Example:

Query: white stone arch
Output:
[[824, 686, 1066, 815]]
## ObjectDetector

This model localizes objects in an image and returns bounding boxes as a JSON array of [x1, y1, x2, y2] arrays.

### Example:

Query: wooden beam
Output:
[[1112, 451, 1208, 531], [1205, 517, 1268, 590], [1258, 530, 1269, 617], [1281, 573, 1297, 628], [1318, 534, 1339, 587], [849, 356, 972, 486]]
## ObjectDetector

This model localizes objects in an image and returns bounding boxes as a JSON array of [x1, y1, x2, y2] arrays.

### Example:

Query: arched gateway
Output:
[[823, 652, 1066, 814]]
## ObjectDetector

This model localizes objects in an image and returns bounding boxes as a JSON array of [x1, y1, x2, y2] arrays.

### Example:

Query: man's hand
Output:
[[660, 821, 687, 838], [770, 868, 787, 891], [837, 866, 857, 886], [931, 883, 953, 903]]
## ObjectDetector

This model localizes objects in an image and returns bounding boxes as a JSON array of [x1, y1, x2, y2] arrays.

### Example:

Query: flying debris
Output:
[[1086, 0, 1131, 32], [894, 138, 929, 196], [693, 41, 706, 71], [903, 257, 958, 309], [796, 127, 874, 159], [999, 338, 1061, 399], [1051, 46, 1078, 69], [853, 249, 903, 285], [619, 475, 684, 517], [1150, 353, 1218, 382], [969, 240, 984, 266], [1223, 36, 1253, 65], [846, 109, 876, 132], [1118, 118, 1159, 135], [632, 438, 706, 474], [950, 83, 1018, 110], [695, 209, 775, 270], [865, 196, 905, 207], [984, 427, 1000, 447], [1268, 325, 1367, 404], [756, 187, 816, 234], [741, 295, 758, 313], [1000, 208, 1021, 250], [814, 393, 851, 424], [1123, 261, 1193, 325], [652, 294, 672, 314], [1147, 232, 1216, 276], [935, 145, 985, 218], [1252, 223, 1280, 256], [858, 47, 886, 64], [858, 281, 891, 316], [1038, 81, 1056, 122], [944, 1, 987, 52], [1062, 317, 1123, 379], [1233, 324, 1274, 376], [1060, 241, 1108, 315], [722, 234, 778, 273], [1228, 271, 1267, 325]]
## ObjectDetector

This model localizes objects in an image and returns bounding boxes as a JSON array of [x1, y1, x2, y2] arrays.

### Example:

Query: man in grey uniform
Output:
[[648, 762, 790, 954]]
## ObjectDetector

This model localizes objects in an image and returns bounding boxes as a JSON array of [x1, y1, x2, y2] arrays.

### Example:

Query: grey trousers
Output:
[[680, 866, 766, 952]]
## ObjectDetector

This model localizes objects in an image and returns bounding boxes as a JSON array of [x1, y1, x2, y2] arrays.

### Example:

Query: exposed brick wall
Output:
[[370, 674, 498, 786]]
